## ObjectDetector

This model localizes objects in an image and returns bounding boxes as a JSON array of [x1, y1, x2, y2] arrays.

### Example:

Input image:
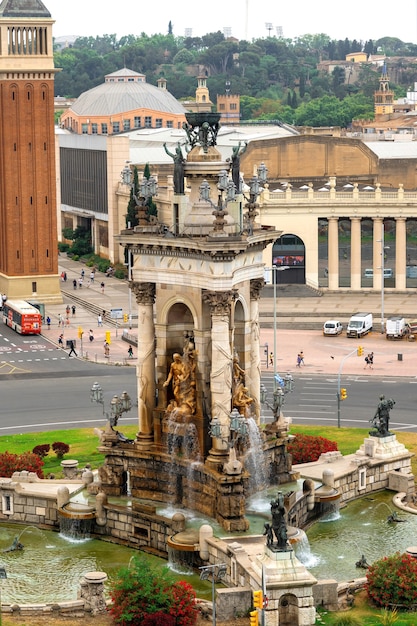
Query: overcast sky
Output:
[[46, 0, 417, 45]]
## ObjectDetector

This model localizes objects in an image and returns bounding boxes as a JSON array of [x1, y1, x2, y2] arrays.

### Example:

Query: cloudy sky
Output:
[[46, 0, 417, 45]]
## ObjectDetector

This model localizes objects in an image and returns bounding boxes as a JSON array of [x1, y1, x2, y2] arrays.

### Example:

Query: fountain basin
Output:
[[58, 502, 96, 519]]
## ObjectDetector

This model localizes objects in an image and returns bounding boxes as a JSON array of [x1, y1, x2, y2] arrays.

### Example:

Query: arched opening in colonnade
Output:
[[272, 234, 306, 284]]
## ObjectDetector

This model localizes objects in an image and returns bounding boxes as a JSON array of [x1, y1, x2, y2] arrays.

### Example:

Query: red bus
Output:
[[2, 300, 42, 335]]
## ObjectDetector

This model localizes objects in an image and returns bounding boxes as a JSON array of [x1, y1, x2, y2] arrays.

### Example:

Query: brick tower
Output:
[[0, 0, 61, 302]]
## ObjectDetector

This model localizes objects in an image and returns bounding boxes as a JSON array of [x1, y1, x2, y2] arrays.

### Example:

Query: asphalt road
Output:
[[260, 371, 417, 431], [1, 320, 416, 437]]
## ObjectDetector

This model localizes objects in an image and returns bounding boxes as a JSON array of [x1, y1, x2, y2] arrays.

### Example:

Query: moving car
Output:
[[323, 320, 343, 336]]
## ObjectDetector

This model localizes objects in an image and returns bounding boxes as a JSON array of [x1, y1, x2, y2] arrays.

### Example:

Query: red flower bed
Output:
[[0, 451, 44, 478], [366, 552, 417, 608], [287, 434, 338, 464]]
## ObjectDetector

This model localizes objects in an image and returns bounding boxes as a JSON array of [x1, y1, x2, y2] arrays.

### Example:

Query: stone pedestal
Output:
[[250, 548, 317, 626], [79, 571, 108, 615], [356, 434, 408, 459]]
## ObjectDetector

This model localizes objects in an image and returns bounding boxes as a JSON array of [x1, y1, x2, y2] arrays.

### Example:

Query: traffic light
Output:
[[357, 345, 363, 356], [249, 610, 259, 626], [340, 388, 347, 401], [123, 313, 128, 323], [105, 330, 111, 345], [253, 590, 263, 609]]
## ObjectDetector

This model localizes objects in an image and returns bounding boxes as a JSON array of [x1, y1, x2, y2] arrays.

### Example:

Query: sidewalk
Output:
[[42, 256, 417, 376], [43, 256, 136, 366]]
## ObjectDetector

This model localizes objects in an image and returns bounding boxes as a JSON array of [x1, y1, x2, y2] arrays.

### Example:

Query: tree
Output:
[[143, 163, 158, 220], [126, 166, 139, 228]]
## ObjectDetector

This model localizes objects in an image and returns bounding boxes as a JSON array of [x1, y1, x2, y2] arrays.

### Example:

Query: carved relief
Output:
[[250, 278, 264, 300], [130, 281, 155, 305], [202, 289, 238, 316]]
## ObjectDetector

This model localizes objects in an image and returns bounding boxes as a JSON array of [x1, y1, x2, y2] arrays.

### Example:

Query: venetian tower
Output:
[[0, 0, 61, 302], [102, 113, 289, 531]]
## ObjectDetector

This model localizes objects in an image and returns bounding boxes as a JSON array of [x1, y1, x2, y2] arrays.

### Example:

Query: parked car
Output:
[[323, 320, 343, 336]]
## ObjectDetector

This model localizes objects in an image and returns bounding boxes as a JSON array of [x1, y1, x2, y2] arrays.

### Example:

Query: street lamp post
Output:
[[378, 223, 390, 334], [265, 265, 289, 390], [199, 563, 227, 626]]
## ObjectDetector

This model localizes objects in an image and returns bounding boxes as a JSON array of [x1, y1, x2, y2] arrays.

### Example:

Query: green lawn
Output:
[[0, 424, 416, 478]]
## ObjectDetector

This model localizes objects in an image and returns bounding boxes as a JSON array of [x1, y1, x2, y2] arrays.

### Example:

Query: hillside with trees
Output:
[[54, 28, 417, 127]]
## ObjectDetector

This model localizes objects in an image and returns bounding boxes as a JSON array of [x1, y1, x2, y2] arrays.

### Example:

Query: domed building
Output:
[[60, 68, 187, 134]]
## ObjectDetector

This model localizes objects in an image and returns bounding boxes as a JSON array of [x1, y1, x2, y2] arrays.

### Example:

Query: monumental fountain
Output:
[[105, 111, 297, 533]]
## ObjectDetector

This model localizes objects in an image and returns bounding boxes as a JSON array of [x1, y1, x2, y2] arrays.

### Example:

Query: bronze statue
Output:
[[370, 395, 395, 437], [231, 141, 247, 193], [163, 142, 185, 194], [268, 492, 289, 551]]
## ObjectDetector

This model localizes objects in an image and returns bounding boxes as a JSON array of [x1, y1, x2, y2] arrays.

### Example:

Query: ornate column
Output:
[[131, 281, 156, 448], [350, 218, 361, 290], [250, 279, 263, 422], [202, 290, 234, 462], [396, 217, 406, 290], [328, 217, 339, 290], [373, 218, 383, 291]]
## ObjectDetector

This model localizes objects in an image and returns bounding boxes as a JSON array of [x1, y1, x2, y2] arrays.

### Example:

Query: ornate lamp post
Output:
[[90, 382, 132, 431], [243, 162, 268, 234], [199, 169, 236, 234], [209, 408, 248, 474], [260, 373, 294, 433], [121, 162, 158, 226], [199, 563, 227, 626]]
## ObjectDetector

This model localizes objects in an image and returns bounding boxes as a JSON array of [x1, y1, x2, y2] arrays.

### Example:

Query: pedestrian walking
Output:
[[299, 351, 305, 365], [63, 272, 67, 282], [58, 313, 62, 327], [90, 271, 95, 283], [68, 340, 77, 357], [269, 352, 274, 366], [128, 346, 133, 359], [58, 333, 64, 348], [89, 329, 94, 342], [97, 314, 103, 327], [71, 305, 76, 316], [100, 281, 105, 294], [46, 316, 51, 329], [104, 342, 110, 358], [81, 269, 85, 279], [296, 353, 302, 367], [65, 305, 70, 317], [73, 278, 77, 290], [65, 317, 70, 326], [365, 352, 374, 369], [78, 277, 83, 288]]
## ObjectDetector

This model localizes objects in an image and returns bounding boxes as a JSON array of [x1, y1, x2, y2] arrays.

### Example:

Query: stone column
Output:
[[203, 290, 234, 462], [396, 217, 406, 290], [250, 279, 263, 422], [131, 281, 156, 448], [327, 217, 339, 290], [373, 218, 383, 291], [350, 217, 361, 290]]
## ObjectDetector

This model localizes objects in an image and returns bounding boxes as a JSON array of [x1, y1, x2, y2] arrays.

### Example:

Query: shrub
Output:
[[366, 552, 417, 609], [52, 441, 70, 458], [287, 433, 338, 464], [142, 613, 175, 626], [32, 444, 50, 458], [0, 451, 44, 478], [58, 242, 70, 252], [109, 555, 198, 626]]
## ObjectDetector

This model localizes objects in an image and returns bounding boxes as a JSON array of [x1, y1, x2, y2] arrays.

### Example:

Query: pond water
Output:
[[1, 488, 414, 603], [0, 523, 212, 604]]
